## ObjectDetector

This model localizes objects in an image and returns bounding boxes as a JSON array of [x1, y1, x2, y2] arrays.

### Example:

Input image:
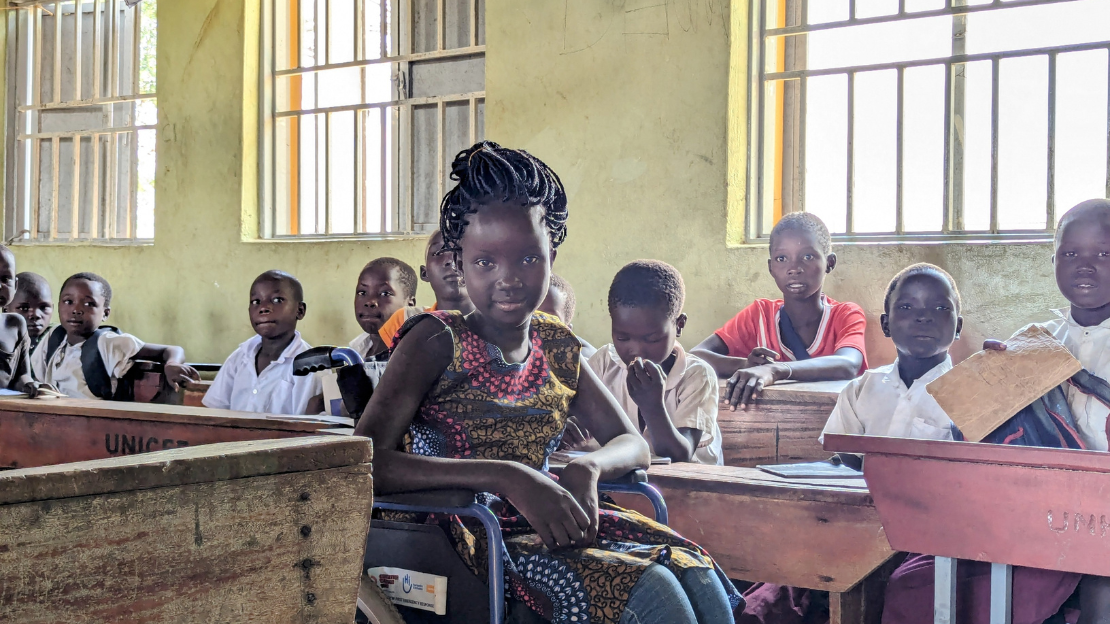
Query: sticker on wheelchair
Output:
[[367, 566, 448, 615]]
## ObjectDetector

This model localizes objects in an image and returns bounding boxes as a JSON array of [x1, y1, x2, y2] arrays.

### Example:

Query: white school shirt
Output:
[[820, 357, 955, 443], [203, 332, 322, 415], [1038, 309, 1110, 451], [31, 331, 145, 399], [588, 343, 724, 465]]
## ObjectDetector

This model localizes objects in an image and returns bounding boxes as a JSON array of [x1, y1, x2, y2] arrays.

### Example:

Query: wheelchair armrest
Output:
[[375, 488, 478, 509], [599, 469, 649, 487]]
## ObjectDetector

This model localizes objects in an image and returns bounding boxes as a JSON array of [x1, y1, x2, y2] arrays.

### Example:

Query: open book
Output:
[[0, 386, 66, 400]]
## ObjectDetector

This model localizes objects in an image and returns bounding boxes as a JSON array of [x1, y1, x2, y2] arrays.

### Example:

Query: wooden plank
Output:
[[718, 379, 845, 467], [0, 408, 327, 469], [645, 463, 893, 592], [0, 397, 329, 429], [0, 436, 372, 505], [0, 440, 373, 622]]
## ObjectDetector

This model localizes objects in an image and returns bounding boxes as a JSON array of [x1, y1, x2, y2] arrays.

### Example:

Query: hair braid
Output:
[[439, 141, 568, 253]]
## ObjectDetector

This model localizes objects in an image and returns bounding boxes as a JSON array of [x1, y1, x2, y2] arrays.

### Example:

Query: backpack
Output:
[[44, 325, 135, 401]]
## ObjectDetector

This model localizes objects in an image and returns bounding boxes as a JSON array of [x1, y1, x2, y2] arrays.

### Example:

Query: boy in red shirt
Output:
[[692, 212, 867, 409]]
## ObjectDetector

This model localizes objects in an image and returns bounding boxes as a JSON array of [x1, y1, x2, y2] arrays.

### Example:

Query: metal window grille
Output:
[[5, 0, 156, 244], [259, 0, 485, 239], [748, 0, 1110, 243]]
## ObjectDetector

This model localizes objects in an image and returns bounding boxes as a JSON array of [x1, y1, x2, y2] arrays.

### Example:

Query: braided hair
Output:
[[439, 141, 568, 253]]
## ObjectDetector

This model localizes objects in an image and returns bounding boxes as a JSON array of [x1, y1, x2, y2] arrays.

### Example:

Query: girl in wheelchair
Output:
[[354, 142, 743, 624]]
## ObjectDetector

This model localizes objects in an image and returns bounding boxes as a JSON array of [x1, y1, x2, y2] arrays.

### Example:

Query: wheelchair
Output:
[[361, 469, 669, 624]]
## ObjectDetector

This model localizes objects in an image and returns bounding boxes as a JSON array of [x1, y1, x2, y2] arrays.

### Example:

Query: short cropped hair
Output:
[[362, 257, 418, 300], [883, 263, 962, 314], [16, 272, 51, 298], [769, 212, 832, 256], [549, 274, 577, 323], [63, 272, 113, 306], [253, 270, 304, 303], [1054, 199, 1110, 248], [608, 260, 686, 321]]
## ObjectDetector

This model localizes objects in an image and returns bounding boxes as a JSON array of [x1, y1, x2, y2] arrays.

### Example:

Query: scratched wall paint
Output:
[[0, 0, 1066, 365]]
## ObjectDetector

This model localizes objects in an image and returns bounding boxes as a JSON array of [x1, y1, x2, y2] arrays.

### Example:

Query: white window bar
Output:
[[5, 0, 157, 243], [260, 0, 486, 239], [749, 0, 1110, 243]]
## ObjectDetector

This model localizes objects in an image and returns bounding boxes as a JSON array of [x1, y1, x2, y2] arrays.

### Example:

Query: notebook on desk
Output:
[[757, 460, 864, 479]]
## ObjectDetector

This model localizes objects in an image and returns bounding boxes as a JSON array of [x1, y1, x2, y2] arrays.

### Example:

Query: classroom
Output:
[[0, 0, 1108, 623]]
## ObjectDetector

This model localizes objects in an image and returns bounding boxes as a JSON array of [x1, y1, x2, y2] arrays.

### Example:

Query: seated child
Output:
[[204, 270, 322, 415], [6, 272, 54, 351], [691, 212, 867, 409], [540, 273, 598, 358], [742, 262, 962, 624], [354, 142, 743, 624], [32, 272, 198, 400], [588, 260, 723, 464], [0, 250, 40, 395], [349, 257, 417, 361], [377, 230, 474, 349]]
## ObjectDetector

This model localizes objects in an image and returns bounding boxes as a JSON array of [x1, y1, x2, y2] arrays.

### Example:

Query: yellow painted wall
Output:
[[6, 0, 1068, 366]]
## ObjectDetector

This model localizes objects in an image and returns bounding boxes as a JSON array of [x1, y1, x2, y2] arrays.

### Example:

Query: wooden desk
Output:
[[645, 462, 895, 624], [0, 436, 373, 622], [717, 379, 847, 467], [0, 399, 339, 469]]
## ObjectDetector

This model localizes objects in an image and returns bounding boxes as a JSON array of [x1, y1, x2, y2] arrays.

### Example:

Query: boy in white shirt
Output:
[[32, 272, 198, 400], [821, 263, 961, 443], [204, 270, 323, 415], [587, 260, 722, 464]]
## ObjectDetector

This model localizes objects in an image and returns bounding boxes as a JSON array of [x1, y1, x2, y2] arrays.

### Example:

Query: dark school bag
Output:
[[44, 325, 135, 401]]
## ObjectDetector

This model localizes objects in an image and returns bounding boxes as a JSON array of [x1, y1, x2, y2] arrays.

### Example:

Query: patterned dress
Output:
[[392, 310, 742, 624]]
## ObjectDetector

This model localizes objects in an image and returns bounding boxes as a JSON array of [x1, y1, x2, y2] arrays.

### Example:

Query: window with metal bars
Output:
[[747, 0, 1110, 243], [259, 0, 484, 239], [5, 0, 156, 244]]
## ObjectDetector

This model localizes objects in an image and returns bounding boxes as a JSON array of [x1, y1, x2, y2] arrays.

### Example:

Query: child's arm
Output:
[[691, 334, 779, 378], [625, 358, 700, 462], [724, 347, 863, 410], [135, 344, 200, 391], [354, 318, 594, 551]]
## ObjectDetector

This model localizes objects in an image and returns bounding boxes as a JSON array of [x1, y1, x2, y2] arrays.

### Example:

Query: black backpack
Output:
[[44, 325, 135, 401]]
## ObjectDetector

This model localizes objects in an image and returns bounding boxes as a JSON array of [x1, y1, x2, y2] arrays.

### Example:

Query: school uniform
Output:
[[31, 330, 144, 399], [203, 332, 322, 415], [820, 357, 955, 442], [1039, 308, 1110, 450], [715, 295, 869, 374], [588, 343, 724, 465]]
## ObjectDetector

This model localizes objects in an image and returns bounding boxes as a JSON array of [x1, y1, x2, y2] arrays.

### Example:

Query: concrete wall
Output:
[[5, 0, 1067, 365]]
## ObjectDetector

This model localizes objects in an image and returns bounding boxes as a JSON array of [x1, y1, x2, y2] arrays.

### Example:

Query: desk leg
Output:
[[830, 586, 862, 624], [990, 563, 1012, 624], [935, 556, 957, 624]]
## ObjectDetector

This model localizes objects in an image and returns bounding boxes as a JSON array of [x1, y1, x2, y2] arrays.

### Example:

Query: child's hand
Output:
[[744, 347, 779, 369], [21, 380, 40, 398], [558, 462, 601, 546], [726, 364, 781, 411], [983, 339, 1008, 352], [625, 357, 665, 408], [558, 417, 598, 452], [164, 363, 201, 391], [505, 467, 591, 551]]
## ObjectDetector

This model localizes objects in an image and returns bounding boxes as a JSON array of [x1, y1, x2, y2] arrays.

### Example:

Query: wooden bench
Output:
[[0, 398, 342, 469], [0, 436, 374, 622], [717, 379, 847, 467], [644, 462, 895, 624]]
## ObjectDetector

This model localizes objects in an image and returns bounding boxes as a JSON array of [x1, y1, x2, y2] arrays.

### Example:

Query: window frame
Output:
[[257, 0, 486, 241], [745, 0, 1110, 245]]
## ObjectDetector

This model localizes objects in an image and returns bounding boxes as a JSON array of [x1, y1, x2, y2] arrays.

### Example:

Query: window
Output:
[[747, 0, 1110, 242], [5, 0, 157, 243], [260, 0, 485, 239]]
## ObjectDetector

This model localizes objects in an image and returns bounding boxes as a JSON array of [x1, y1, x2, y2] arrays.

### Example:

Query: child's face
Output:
[[354, 266, 414, 334], [538, 283, 569, 325], [767, 230, 834, 301], [881, 273, 961, 362], [1054, 216, 1110, 317], [458, 201, 553, 329], [421, 234, 467, 304], [249, 278, 305, 340], [8, 285, 53, 340], [0, 252, 16, 309], [59, 279, 109, 340], [611, 304, 686, 367]]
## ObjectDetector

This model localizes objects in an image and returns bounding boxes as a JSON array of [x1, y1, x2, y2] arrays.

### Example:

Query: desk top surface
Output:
[[646, 462, 872, 504]]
